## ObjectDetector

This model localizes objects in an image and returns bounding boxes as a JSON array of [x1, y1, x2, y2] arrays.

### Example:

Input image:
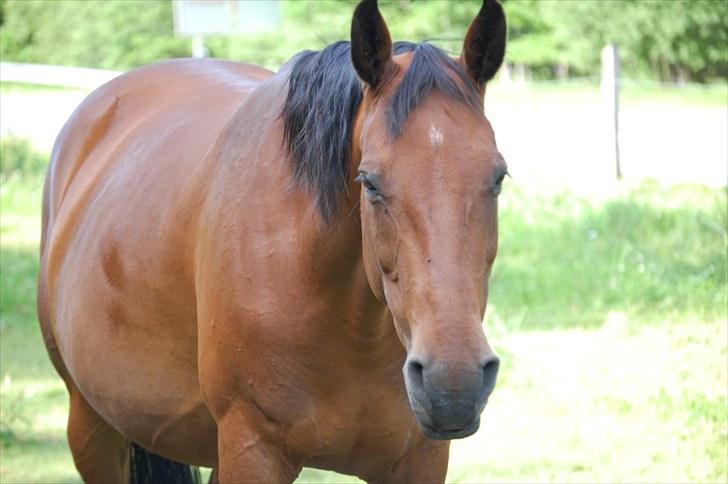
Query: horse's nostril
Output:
[[482, 355, 500, 398], [406, 359, 425, 387]]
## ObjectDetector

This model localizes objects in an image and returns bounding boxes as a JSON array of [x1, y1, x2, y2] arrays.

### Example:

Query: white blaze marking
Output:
[[429, 123, 444, 147]]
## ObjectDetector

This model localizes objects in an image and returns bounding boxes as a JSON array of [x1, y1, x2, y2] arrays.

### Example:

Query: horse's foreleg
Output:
[[369, 438, 449, 484], [216, 409, 301, 484], [67, 387, 130, 483]]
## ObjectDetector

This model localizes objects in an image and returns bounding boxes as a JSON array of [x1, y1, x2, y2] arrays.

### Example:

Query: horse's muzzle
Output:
[[403, 354, 500, 440]]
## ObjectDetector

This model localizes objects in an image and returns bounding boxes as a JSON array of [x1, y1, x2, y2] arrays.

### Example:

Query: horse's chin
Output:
[[405, 379, 486, 440], [418, 416, 481, 440]]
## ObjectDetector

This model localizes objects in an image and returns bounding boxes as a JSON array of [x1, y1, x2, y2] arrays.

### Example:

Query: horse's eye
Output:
[[362, 178, 377, 192], [356, 172, 383, 201], [492, 170, 507, 196]]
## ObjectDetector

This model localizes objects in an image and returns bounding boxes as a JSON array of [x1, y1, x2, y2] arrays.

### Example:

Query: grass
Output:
[[0, 82, 86, 95], [450, 318, 727, 483], [491, 181, 727, 330], [0, 172, 726, 482]]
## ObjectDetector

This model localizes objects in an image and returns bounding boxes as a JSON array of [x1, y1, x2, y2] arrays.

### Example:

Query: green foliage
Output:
[[503, 0, 560, 67], [541, 0, 728, 81], [0, 0, 189, 69], [1, 0, 725, 82], [0, 137, 47, 179]]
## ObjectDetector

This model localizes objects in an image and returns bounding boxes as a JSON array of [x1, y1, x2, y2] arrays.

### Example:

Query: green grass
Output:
[[1, 174, 726, 482], [0, 82, 86, 95], [491, 181, 727, 330]]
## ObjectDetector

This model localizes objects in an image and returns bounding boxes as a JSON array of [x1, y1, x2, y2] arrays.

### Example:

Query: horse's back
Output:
[[39, 58, 272, 466], [44, 58, 271, 232]]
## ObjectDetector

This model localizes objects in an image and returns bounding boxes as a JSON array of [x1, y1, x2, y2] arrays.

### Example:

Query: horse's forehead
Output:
[[428, 122, 444, 148], [399, 95, 492, 151]]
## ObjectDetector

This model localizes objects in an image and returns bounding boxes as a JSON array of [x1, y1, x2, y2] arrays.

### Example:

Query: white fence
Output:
[[0, 62, 122, 90]]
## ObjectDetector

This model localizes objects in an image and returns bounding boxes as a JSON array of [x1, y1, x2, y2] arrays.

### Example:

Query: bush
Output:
[[0, 137, 47, 179]]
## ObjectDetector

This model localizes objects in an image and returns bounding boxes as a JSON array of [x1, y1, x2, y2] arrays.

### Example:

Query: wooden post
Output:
[[601, 43, 621, 180]]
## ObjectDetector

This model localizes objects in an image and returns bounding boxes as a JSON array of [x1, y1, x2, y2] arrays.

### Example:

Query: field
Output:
[[1, 80, 727, 482]]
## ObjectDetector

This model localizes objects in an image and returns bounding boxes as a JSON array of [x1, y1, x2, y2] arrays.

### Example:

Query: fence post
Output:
[[601, 43, 621, 180], [192, 35, 208, 58]]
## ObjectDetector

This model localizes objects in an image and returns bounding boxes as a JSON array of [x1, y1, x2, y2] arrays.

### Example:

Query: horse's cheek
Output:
[[372, 210, 398, 276], [362, 238, 386, 302]]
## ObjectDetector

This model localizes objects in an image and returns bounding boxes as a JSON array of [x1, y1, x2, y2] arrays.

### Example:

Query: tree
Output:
[[0, 0, 189, 69], [542, 0, 727, 82], [0, 0, 724, 83]]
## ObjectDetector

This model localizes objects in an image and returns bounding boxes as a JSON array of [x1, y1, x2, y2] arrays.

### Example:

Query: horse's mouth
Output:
[[419, 416, 481, 440]]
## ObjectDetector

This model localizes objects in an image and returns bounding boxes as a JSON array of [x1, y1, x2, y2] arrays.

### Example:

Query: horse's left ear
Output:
[[459, 0, 507, 89]]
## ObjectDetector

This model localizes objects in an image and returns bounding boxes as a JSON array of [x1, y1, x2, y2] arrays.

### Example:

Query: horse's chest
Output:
[[277, 369, 421, 474]]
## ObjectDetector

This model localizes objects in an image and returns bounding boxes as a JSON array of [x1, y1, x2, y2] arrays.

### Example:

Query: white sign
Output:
[[173, 0, 280, 36]]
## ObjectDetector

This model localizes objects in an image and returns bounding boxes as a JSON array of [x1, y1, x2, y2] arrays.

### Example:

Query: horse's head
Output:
[[350, 0, 507, 440]]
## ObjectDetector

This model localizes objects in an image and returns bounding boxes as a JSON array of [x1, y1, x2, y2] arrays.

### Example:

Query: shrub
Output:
[[0, 137, 47, 179]]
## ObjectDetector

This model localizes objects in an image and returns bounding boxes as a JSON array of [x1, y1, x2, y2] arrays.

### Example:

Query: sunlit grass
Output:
[[1, 175, 726, 482], [491, 181, 727, 330], [453, 317, 727, 483], [0, 82, 86, 94]]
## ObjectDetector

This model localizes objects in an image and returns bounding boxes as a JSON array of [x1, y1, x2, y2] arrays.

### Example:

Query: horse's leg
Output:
[[67, 387, 130, 483], [216, 410, 301, 483], [369, 439, 450, 484]]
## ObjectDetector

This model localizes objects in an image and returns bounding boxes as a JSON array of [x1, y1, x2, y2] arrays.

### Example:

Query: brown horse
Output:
[[37, 0, 507, 482]]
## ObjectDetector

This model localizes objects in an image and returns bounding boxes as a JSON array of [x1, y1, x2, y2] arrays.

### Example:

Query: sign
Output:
[[173, 0, 280, 36]]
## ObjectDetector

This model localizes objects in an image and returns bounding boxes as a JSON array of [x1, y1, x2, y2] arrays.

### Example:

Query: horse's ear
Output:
[[459, 0, 507, 88], [350, 0, 393, 88]]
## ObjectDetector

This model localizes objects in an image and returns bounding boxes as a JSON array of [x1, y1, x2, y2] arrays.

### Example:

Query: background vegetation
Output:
[[1, 0, 726, 81]]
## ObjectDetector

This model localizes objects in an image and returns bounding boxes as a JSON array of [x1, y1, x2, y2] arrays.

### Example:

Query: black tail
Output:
[[129, 442, 202, 484]]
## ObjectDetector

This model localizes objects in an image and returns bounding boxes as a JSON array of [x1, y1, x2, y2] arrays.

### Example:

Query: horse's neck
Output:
[[322, 116, 400, 352], [217, 75, 397, 354], [314, 210, 398, 354]]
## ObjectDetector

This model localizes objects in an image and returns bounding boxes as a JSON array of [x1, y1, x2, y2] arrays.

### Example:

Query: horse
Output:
[[37, 0, 507, 481]]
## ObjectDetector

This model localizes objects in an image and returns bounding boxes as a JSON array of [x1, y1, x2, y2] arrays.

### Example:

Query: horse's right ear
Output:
[[350, 0, 393, 88], [460, 0, 507, 88]]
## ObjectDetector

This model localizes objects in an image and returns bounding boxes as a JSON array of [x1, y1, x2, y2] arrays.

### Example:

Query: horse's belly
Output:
[[55, 293, 218, 465], [49, 228, 218, 466]]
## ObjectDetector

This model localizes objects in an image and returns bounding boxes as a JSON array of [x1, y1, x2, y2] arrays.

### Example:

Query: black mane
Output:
[[281, 41, 482, 222]]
